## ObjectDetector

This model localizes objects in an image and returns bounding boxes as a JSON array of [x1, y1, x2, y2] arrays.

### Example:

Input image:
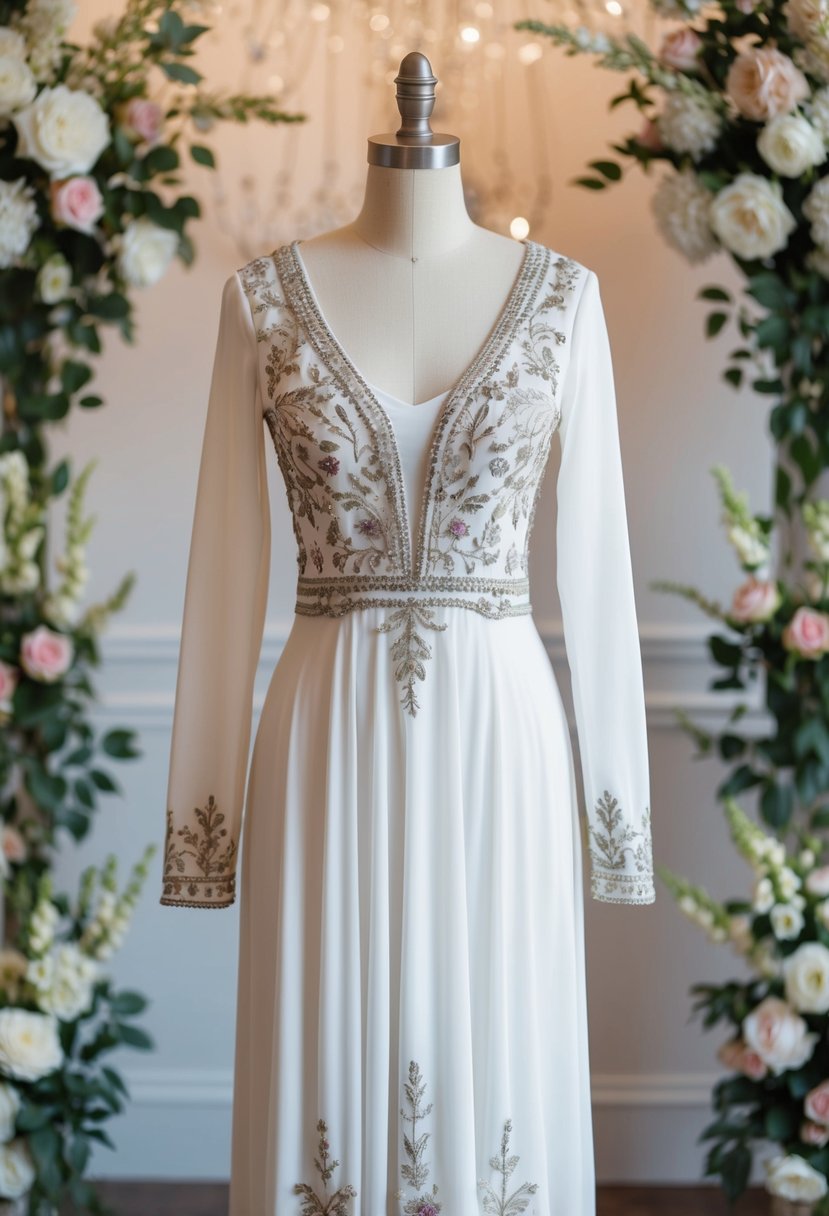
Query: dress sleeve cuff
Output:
[[587, 791, 655, 906], [160, 799, 239, 909]]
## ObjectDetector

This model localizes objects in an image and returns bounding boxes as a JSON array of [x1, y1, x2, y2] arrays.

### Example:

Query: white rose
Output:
[[651, 166, 717, 263], [117, 217, 178, 288], [710, 173, 797, 259], [765, 1153, 829, 1202], [771, 902, 804, 939], [0, 1010, 62, 1082], [13, 85, 109, 177], [0, 1139, 34, 1201], [37, 975, 93, 1021], [784, 942, 829, 1012], [36, 253, 71, 304], [0, 178, 36, 271], [758, 112, 827, 176], [0, 1087, 20, 1145], [0, 56, 35, 117], [743, 995, 819, 1073]]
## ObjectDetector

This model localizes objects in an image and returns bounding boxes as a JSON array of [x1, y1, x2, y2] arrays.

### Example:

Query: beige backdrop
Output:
[[54, 0, 773, 1184]]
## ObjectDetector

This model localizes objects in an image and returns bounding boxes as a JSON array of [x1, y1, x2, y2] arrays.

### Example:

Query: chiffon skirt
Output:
[[228, 605, 596, 1216]]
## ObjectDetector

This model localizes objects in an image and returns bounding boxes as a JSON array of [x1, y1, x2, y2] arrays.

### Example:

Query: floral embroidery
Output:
[[238, 241, 582, 716], [294, 1117, 357, 1215], [375, 602, 448, 717], [588, 790, 655, 905], [478, 1118, 539, 1215], [395, 1060, 442, 1215], [160, 796, 237, 908]]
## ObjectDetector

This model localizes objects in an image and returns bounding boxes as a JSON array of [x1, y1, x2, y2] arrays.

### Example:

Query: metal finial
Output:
[[367, 52, 460, 170]]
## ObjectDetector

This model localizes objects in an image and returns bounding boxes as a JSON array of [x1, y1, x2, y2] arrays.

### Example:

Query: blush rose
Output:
[[783, 606, 829, 659], [19, 625, 73, 683], [50, 176, 104, 235]]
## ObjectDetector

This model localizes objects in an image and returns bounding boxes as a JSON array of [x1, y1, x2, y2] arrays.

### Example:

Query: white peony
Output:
[[0, 1010, 62, 1082], [36, 253, 71, 305], [656, 91, 722, 160], [710, 173, 797, 260], [743, 996, 819, 1073], [757, 112, 826, 176], [0, 56, 35, 118], [0, 179, 37, 271], [0, 1086, 20, 1145], [117, 218, 178, 288], [804, 176, 829, 246], [13, 85, 109, 178], [765, 1153, 829, 1202], [783, 941, 829, 1012], [651, 167, 717, 263], [0, 1139, 33, 1201], [770, 902, 805, 939]]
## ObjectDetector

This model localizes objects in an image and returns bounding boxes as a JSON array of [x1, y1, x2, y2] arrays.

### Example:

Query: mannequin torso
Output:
[[295, 162, 527, 406]]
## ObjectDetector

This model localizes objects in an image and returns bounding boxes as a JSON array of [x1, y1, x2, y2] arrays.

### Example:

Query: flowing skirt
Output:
[[228, 606, 596, 1216]]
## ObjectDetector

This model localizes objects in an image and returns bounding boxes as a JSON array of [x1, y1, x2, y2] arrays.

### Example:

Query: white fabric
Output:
[[160, 239, 653, 1215]]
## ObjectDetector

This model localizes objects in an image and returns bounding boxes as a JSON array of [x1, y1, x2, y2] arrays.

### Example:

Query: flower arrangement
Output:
[[0, 0, 304, 1210]]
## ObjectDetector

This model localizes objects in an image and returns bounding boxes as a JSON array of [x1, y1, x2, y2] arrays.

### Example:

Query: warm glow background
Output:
[[54, 0, 774, 1184]]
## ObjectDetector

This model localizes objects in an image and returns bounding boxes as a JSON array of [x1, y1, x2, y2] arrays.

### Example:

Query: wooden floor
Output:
[[81, 1182, 770, 1215]]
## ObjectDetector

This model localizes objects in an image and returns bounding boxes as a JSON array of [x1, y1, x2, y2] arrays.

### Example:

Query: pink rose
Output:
[[726, 48, 809, 121], [50, 176, 104, 235], [0, 661, 17, 703], [637, 117, 665, 153], [806, 1080, 829, 1126], [743, 996, 819, 1075], [659, 27, 703, 71], [117, 98, 163, 145], [717, 1036, 769, 1079], [1, 826, 26, 864], [730, 577, 781, 624], [783, 606, 829, 659], [807, 866, 829, 897], [802, 1119, 829, 1146], [19, 624, 73, 683]]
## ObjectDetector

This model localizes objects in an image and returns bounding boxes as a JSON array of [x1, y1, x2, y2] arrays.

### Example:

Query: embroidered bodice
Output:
[[159, 238, 655, 910]]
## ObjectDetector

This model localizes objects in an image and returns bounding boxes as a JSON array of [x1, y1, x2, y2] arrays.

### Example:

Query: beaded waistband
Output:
[[294, 574, 532, 620]]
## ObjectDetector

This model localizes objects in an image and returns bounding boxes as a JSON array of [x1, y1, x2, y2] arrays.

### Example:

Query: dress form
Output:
[[295, 159, 527, 408]]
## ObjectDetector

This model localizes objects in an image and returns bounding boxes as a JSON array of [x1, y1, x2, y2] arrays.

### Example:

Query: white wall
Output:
[[53, 1, 775, 1184]]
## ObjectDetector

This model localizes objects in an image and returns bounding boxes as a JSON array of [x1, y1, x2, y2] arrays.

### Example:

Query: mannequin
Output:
[[295, 155, 526, 409]]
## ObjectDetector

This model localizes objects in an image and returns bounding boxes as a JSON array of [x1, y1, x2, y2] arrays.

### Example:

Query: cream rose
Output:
[[710, 173, 797, 259], [765, 1153, 829, 1202], [784, 942, 829, 1013], [0, 1087, 19, 1146], [0, 1010, 63, 1082], [36, 254, 71, 305], [117, 217, 178, 288], [13, 85, 109, 178], [771, 902, 805, 939], [758, 112, 826, 176], [717, 1036, 769, 1079], [19, 624, 73, 683], [807, 866, 829, 896], [49, 176, 104, 235], [0, 31, 26, 62], [730, 577, 781, 623], [726, 48, 810, 121], [659, 27, 703, 71], [0, 56, 35, 118], [742, 996, 819, 1074], [0, 1139, 34, 1201], [783, 606, 829, 658]]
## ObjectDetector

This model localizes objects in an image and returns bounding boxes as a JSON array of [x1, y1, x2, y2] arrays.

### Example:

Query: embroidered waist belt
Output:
[[293, 575, 533, 719]]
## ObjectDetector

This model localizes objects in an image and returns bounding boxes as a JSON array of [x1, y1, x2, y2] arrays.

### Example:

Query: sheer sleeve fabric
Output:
[[160, 271, 270, 909], [556, 268, 654, 906]]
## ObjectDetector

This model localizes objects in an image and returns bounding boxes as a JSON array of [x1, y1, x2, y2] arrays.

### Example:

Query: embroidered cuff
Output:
[[161, 797, 239, 910], [587, 790, 655, 907]]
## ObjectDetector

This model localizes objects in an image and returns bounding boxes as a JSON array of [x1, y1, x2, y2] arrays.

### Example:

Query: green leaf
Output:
[[109, 990, 148, 1016], [51, 459, 69, 495], [142, 144, 180, 175], [746, 271, 796, 311], [90, 768, 119, 793], [706, 312, 728, 337], [101, 728, 140, 759], [795, 717, 829, 768], [698, 286, 732, 302], [190, 143, 216, 168], [116, 1023, 154, 1050], [761, 780, 795, 829], [61, 359, 93, 395], [588, 158, 622, 180], [723, 367, 743, 388], [79, 394, 104, 408], [87, 293, 130, 321], [765, 1104, 798, 1140], [572, 176, 607, 190], [160, 61, 202, 85]]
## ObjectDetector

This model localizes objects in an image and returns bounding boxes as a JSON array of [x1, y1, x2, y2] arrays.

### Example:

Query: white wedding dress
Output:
[[160, 236, 654, 1216]]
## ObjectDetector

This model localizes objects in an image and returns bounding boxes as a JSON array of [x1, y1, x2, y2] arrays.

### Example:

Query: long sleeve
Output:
[[556, 268, 654, 906], [160, 271, 271, 909]]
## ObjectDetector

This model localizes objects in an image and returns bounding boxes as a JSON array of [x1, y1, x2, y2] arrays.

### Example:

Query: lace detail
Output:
[[160, 796, 237, 908], [478, 1119, 539, 1215], [395, 1060, 442, 1215], [588, 790, 655, 905], [294, 1118, 357, 1215], [238, 242, 583, 716]]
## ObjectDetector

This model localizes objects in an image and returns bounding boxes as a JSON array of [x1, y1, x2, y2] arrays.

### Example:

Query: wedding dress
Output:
[[159, 235, 654, 1216]]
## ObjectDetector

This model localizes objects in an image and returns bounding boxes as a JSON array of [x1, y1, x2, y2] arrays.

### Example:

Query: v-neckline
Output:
[[280, 236, 548, 577]]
